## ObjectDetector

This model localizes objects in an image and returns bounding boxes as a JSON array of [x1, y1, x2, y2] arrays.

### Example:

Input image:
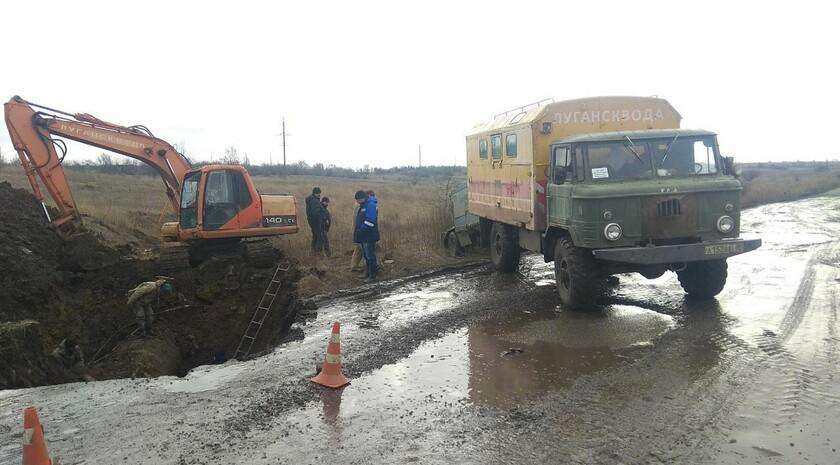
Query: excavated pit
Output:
[[0, 181, 304, 389]]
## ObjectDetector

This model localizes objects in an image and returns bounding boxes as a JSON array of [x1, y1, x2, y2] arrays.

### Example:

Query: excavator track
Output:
[[158, 243, 191, 274], [243, 239, 276, 269]]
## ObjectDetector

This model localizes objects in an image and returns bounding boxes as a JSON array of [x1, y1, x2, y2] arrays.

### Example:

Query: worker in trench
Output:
[[51, 338, 85, 373], [126, 278, 174, 338]]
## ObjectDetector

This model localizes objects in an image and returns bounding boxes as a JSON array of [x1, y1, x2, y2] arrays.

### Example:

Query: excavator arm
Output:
[[4, 96, 191, 236]]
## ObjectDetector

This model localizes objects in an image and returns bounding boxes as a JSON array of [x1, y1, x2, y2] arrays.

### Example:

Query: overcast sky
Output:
[[1, 0, 838, 168]]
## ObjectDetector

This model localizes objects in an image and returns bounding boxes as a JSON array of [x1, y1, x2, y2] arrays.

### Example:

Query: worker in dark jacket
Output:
[[353, 190, 380, 282], [305, 187, 325, 255], [320, 196, 332, 257]]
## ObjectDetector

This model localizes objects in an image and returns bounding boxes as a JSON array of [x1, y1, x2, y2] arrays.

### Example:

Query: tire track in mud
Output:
[[709, 201, 840, 463], [753, 241, 839, 417]]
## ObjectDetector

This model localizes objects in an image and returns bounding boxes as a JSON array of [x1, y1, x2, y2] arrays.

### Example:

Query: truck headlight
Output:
[[717, 215, 735, 233], [603, 210, 613, 220], [604, 223, 622, 241], [724, 203, 734, 213]]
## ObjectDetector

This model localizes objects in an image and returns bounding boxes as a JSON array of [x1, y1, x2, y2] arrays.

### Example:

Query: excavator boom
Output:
[[4, 96, 191, 235]]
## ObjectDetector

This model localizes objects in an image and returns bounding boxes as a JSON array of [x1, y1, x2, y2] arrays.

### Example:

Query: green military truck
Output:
[[461, 96, 761, 308]]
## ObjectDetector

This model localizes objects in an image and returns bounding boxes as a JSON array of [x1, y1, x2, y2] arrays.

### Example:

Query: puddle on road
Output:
[[342, 303, 675, 410]]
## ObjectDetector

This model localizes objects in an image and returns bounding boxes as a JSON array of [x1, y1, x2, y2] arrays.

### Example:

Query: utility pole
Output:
[[275, 118, 290, 166], [282, 118, 287, 166], [418, 144, 422, 168]]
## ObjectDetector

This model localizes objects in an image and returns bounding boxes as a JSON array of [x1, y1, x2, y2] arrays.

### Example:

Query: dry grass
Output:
[[5, 164, 836, 295], [0, 169, 461, 295], [741, 168, 840, 208]]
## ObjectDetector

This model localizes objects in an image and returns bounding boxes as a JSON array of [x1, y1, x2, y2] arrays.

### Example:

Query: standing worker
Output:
[[320, 196, 332, 257], [353, 190, 380, 282], [305, 187, 325, 256], [349, 190, 378, 273], [126, 278, 171, 337]]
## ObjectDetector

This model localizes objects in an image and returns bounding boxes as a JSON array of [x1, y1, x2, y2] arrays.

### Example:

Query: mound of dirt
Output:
[[0, 182, 303, 390]]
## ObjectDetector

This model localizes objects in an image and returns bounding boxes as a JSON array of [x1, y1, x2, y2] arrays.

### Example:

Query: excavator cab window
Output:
[[203, 169, 253, 230], [204, 170, 238, 230], [180, 172, 201, 229]]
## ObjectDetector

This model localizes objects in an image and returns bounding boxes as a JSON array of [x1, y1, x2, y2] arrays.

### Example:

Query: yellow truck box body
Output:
[[466, 96, 682, 231]]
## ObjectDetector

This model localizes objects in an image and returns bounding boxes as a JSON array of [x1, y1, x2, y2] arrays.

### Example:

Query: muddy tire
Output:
[[158, 244, 190, 274], [554, 237, 602, 309], [244, 239, 275, 268], [490, 222, 520, 272], [677, 259, 728, 299]]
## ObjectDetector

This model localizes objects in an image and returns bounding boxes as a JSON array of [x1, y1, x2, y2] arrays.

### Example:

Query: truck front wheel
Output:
[[490, 222, 520, 272], [677, 259, 728, 299], [554, 238, 602, 309]]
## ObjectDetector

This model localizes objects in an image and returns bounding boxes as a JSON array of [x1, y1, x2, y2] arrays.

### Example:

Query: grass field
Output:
[[740, 166, 840, 207], [1, 164, 838, 295], [0, 168, 460, 295]]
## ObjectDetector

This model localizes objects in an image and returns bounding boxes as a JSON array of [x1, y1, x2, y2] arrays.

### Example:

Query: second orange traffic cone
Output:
[[22, 406, 53, 465], [310, 322, 350, 388]]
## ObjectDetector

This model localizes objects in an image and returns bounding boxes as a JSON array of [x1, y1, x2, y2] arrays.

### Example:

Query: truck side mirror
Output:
[[723, 156, 740, 178]]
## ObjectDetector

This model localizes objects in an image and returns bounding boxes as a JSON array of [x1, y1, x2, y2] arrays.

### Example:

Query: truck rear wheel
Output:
[[490, 222, 520, 272], [677, 259, 728, 299], [554, 238, 602, 309]]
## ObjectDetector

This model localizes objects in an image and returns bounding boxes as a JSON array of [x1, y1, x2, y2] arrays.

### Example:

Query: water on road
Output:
[[1, 191, 839, 465]]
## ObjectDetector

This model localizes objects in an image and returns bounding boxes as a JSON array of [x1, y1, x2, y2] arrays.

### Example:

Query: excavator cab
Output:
[[161, 165, 298, 243]]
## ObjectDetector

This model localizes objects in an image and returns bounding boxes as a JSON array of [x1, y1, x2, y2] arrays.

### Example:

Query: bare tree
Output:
[[174, 140, 187, 156], [97, 153, 114, 166], [222, 146, 240, 164], [0, 145, 5, 169]]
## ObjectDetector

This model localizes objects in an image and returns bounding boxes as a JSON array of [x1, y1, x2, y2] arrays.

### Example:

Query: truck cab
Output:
[[544, 129, 760, 307]]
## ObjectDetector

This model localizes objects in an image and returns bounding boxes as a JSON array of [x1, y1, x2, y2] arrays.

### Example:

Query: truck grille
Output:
[[657, 198, 681, 217]]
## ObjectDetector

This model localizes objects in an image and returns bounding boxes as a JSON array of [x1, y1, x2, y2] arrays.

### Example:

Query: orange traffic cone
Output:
[[310, 322, 350, 388], [22, 406, 53, 465]]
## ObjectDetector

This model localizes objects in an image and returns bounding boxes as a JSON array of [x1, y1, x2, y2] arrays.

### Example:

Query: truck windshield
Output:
[[586, 141, 653, 181], [652, 136, 719, 177]]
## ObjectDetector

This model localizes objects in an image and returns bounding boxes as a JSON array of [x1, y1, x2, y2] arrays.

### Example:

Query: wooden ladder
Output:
[[234, 261, 290, 359]]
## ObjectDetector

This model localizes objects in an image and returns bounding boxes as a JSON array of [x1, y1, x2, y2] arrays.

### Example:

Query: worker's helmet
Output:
[[160, 282, 175, 294]]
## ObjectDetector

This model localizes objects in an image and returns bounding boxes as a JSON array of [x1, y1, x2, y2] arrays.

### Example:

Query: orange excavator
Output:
[[4, 96, 299, 269]]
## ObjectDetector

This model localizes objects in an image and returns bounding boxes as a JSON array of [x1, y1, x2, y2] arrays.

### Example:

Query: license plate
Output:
[[704, 243, 744, 255]]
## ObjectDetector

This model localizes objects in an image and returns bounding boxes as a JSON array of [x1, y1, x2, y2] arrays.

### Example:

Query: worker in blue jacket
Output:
[[353, 190, 380, 282]]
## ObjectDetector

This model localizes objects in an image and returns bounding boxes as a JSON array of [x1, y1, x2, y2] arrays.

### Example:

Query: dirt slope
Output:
[[0, 182, 301, 389]]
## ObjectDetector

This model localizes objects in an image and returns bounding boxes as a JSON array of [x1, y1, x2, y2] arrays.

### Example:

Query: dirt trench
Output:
[[0, 182, 305, 389]]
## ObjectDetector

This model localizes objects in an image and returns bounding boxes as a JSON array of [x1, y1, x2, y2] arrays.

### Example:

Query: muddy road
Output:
[[2, 191, 839, 465]]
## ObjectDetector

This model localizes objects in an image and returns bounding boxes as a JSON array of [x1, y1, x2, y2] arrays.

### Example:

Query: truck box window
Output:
[[491, 135, 502, 160], [479, 139, 488, 159], [506, 134, 517, 158]]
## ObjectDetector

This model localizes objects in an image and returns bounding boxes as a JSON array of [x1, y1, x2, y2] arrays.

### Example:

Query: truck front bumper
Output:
[[592, 238, 762, 265]]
